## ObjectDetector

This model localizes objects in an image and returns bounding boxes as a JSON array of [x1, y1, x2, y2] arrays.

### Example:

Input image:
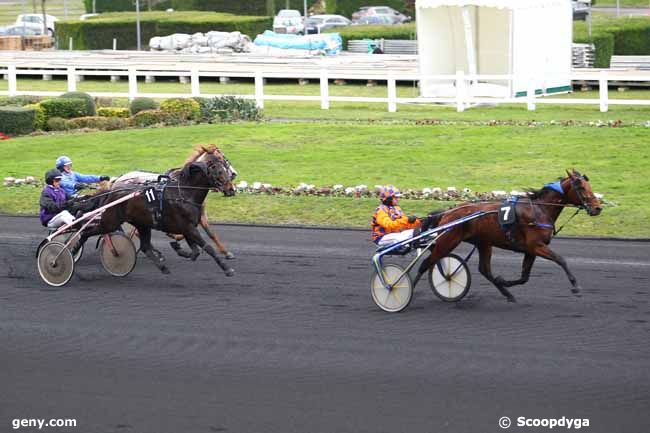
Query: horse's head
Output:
[[563, 169, 602, 216], [201, 147, 237, 197]]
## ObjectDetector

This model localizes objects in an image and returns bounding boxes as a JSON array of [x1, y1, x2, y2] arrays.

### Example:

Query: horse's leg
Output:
[[184, 226, 234, 277], [413, 228, 463, 286], [532, 244, 581, 295], [138, 226, 170, 274], [167, 233, 194, 259], [200, 209, 234, 259], [476, 243, 516, 302], [496, 253, 536, 288]]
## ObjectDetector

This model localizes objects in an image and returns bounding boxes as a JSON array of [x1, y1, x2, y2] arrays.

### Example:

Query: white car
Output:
[[15, 14, 58, 36], [273, 9, 305, 35]]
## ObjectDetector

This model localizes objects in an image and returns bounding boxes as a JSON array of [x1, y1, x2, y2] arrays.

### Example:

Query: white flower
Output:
[[355, 184, 368, 193], [262, 183, 271, 189], [463, 187, 472, 194], [344, 187, 355, 195], [432, 187, 442, 194], [4, 177, 15, 186], [333, 184, 343, 191], [510, 190, 525, 196], [447, 187, 457, 192], [492, 190, 507, 198], [252, 182, 262, 190], [236, 180, 248, 189], [422, 187, 432, 195], [14, 178, 25, 185], [594, 192, 604, 199]]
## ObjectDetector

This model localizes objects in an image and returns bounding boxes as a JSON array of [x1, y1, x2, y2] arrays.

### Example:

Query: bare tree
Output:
[[41, 0, 47, 36]]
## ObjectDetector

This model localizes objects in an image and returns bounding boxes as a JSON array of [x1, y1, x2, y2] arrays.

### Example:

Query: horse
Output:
[[72, 148, 237, 277], [111, 144, 237, 260], [415, 170, 603, 302]]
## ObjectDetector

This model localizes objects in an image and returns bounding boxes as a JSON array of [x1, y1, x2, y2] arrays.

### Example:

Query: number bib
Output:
[[498, 200, 517, 226]]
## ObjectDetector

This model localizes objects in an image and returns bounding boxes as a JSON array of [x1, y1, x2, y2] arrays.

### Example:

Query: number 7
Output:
[[501, 206, 510, 220]]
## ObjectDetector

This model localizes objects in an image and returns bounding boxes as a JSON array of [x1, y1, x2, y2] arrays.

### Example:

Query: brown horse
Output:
[[74, 149, 237, 276], [111, 144, 237, 259], [167, 144, 237, 260], [416, 170, 603, 302]]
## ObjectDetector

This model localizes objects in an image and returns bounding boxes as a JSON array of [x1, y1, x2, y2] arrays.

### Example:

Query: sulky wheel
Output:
[[370, 264, 413, 313], [52, 231, 84, 263], [99, 232, 137, 277], [37, 241, 74, 287], [428, 253, 471, 302], [120, 222, 140, 253]]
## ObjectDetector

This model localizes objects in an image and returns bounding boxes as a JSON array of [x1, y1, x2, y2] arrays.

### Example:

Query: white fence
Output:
[[1, 65, 650, 113]]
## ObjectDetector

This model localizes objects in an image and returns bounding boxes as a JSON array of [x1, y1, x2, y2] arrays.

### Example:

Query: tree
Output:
[[41, 0, 47, 36]]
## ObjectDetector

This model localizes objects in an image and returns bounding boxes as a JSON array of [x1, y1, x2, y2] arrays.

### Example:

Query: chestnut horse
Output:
[[416, 170, 602, 302]]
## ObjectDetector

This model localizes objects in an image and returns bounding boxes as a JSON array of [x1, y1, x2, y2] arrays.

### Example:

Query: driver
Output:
[[55, 155, 110, 198], [371, 185, 422, 247], [39, 169, 75, 229]]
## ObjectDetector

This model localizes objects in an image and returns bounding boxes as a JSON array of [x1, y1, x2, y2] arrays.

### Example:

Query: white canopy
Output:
[[416, 0, 573, 99]]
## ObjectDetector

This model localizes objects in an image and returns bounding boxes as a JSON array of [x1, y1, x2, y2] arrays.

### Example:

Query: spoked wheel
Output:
[[370, 264, 413, 313], [120, 222, 140, 252], [99, 233, 137, 277], [52, 231, 84, 263], [428, 253, 471, 302], [37, 241, 74, 287]]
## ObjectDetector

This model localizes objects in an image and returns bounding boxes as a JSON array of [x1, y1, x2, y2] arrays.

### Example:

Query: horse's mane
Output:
[[525, 176, 566, 199], [184, 144, 219, 165]]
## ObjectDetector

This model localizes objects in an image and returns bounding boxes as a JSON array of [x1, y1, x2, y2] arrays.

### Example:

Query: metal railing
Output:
[[1, 65, 650, 113]]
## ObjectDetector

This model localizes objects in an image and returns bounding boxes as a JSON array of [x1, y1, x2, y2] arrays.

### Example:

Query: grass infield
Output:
[[1, 122, 648, 238]]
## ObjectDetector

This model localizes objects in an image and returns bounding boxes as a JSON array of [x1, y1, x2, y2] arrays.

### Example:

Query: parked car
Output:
[[354, 15, 395, 26], [352, 6, 411, 24], [572, 0, 590, 21], [305, 15, 351, 34], [15, 13, 58, 36], [0, 24, 44, 36], [273, 9, 305, 35]]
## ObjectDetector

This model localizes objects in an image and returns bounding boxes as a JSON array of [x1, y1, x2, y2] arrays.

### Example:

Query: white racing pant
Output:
[[47, 210, 75, 229], [377, 229, 415, 248]]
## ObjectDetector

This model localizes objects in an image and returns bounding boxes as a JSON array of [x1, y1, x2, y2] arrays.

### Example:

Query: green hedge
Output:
[[0, 107, 36, 135], [57, 12, 272, 50], [40, 98, 90, 120], [574, 17, 650, 68], [84, 0, 134, 13], [329, 23, 416, 51]]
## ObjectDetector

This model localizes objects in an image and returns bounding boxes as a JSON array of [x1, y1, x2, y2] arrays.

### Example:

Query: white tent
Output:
[[416, 0, 573, 98]]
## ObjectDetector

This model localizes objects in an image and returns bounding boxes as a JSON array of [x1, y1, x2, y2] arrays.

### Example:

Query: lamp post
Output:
[[135, 0, 142, 51]]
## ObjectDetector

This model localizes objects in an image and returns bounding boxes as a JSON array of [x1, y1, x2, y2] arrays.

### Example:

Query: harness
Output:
[[142, 176, 169, 230]]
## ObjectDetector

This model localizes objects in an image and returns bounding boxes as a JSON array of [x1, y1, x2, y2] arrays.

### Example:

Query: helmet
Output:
[[45, 169, 63, 185], [55, 155, 72, 170], [379, 185, 400, 202]]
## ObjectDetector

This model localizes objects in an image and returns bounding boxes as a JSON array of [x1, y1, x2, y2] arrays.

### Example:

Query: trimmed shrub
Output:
[[40, 98, 89, 120], [198, 96, 263, 122], [61, 91, 97, 116], [329, 23, 416, 51], [130, 97, 159, 115], [0, 95, 43, 107], [57, 12, 271, 50], [24, 103, 47, 130], [160, 98, 200, 122], [97, 107, 130, 118], [131, 109, 170, 127], [0, 106, 36, 135], [67, 116, 129, 131], [46, 117, 71, 132]]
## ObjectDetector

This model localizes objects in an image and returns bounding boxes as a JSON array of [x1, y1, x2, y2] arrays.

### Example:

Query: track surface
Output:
[[1, 216, 649, 433]]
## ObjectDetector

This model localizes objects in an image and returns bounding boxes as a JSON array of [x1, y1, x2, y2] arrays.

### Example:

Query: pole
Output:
[[92, 0, 96, 14], [616, 0, 620, 17], [303, 0, 307, 33], [41, 0, 47, 36], [63, 0, 67, 18], [135, 0, 142, 51]]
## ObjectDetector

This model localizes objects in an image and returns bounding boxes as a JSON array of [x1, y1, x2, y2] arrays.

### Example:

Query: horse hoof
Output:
[[224, 252, 235, 260], [507, 296, 517, 303], [225, 268, 235, 277], [571, 287, 581, 294], [161, 266, 170, 275]]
